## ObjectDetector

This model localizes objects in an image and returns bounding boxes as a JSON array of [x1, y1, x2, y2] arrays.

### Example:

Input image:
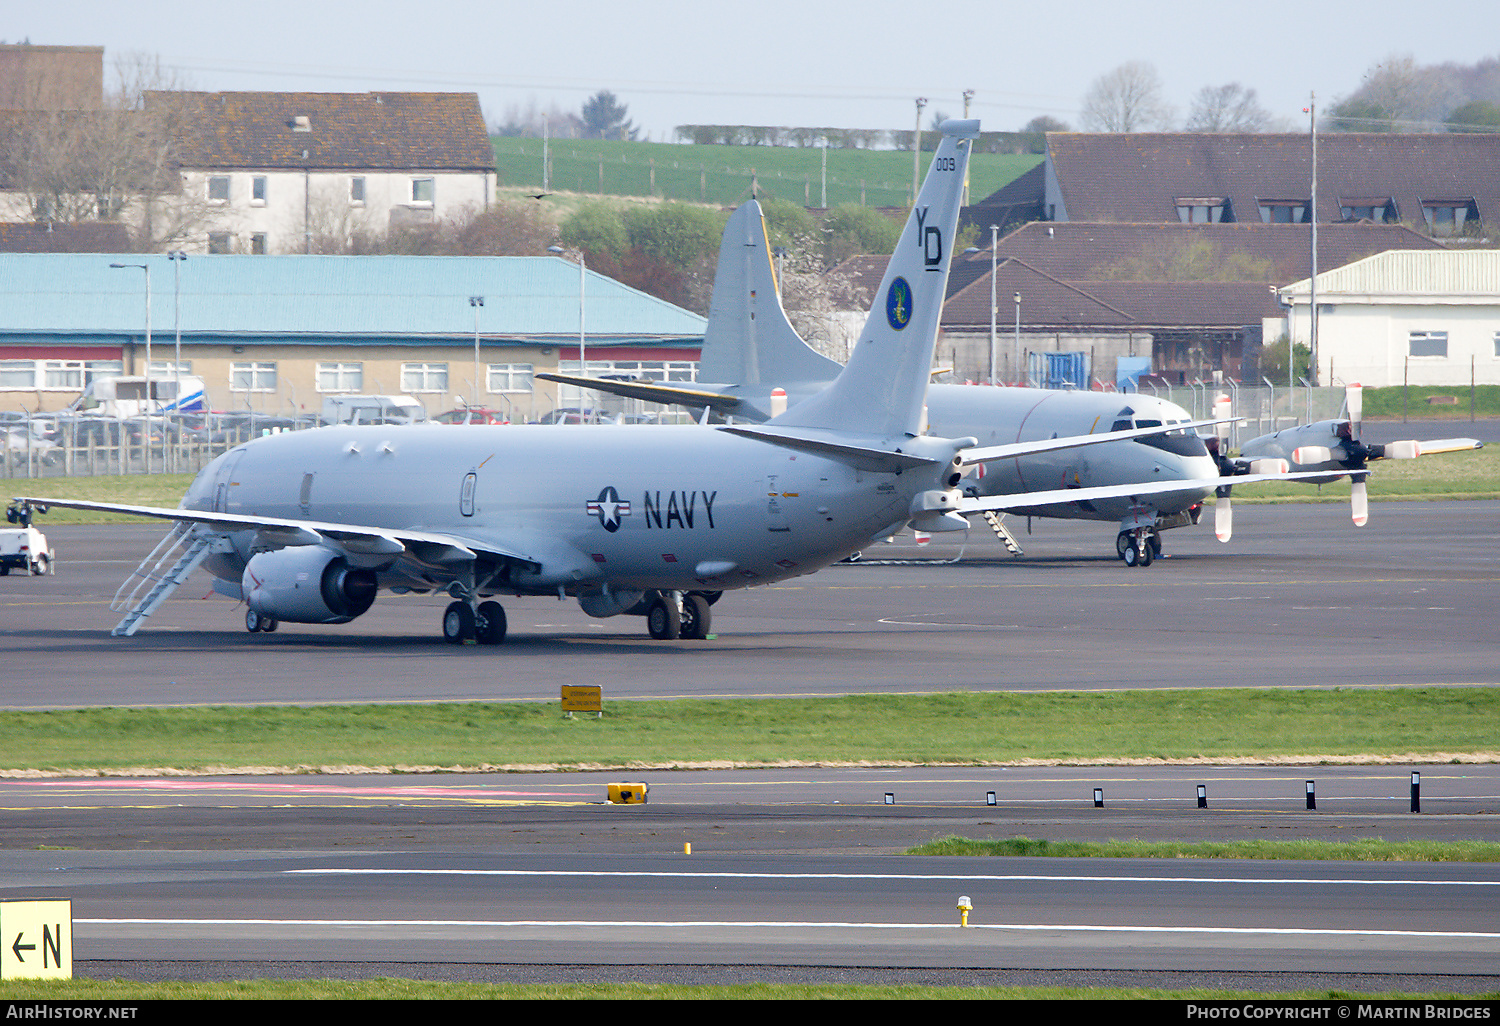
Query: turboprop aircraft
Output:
[[5, 118, 1006, 643], [1227, 383, 1481, 527], [541, 198, 1341, 566]]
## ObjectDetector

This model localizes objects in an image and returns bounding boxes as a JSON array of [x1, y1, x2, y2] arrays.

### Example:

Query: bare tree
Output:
[[1185, 83, 1274, 133], [1327, 54, 1452, 131], [1080, 61, 1175, 132]]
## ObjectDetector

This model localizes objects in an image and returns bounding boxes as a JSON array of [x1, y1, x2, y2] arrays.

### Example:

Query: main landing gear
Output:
[[1116, 528, 1162, 568], [646, 591, 715, 641], [443, 599, 507, 645]]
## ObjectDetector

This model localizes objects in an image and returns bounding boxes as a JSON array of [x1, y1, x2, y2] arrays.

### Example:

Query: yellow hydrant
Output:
[[957, 895, 973, 927]]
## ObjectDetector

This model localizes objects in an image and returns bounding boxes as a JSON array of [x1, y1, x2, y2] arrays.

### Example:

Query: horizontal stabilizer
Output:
[[718, 425, 941, 474], [535, 372, 743, 413]]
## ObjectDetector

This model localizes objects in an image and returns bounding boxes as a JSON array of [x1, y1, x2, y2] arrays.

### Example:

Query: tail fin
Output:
[[699, 199, 843, 387], [775, 119, 978, 439]]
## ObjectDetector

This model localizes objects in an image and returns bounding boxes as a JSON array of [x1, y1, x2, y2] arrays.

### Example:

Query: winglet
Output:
[[775, 119, 979, 439]]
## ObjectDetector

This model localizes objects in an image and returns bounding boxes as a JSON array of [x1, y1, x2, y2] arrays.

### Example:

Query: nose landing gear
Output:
[[1116, 528, 1161, 567]]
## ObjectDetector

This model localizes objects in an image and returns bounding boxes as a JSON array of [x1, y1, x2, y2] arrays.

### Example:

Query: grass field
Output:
[[3, 688, 1494, 774], [494, 136, 1040, 209]]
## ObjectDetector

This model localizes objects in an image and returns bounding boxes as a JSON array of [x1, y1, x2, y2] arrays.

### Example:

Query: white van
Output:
[[319, 395, 428, 426]]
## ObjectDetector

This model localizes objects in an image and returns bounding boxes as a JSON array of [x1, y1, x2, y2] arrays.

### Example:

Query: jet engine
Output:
[[242, 547, 378, 624]]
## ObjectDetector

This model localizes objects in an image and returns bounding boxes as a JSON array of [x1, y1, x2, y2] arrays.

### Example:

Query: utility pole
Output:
[[962, 90, 975, 206], [1308, 92, 1319, 387], [912, 97, 927, 205]]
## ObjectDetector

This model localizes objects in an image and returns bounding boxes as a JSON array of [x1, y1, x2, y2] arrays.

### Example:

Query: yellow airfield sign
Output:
[[0, 899, 71, 979]]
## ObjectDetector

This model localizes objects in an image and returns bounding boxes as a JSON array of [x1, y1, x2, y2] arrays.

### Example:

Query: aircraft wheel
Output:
[[1116, 531, 1132, 561], [31, 555, 48, 576], [245, 609, 265, 633], [681, 593, 712, 640], [443, 601, 476, 644], [646, 595, 681, 640], [1149, 531, 1163, 558], [476, 601, 507, 645], [1138, 542, 1153, 567], [1122, 543, 1139, 567]]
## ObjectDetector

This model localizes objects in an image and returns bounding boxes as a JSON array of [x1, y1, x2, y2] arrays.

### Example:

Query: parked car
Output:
[[432, 408, 510, 425]]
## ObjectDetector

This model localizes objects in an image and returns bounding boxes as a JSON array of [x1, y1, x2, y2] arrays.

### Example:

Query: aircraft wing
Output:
[[8, 496, 542, 573], [534, 372, 744, 413], [961, 416, 1235, 465], [958, 469, 1361, 516]]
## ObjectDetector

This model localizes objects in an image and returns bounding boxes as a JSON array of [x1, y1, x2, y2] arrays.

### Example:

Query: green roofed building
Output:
[[0, 252, 706, 421]]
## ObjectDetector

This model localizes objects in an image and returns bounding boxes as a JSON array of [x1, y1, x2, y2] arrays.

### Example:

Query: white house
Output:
[[144, 90, 497, 255], [1270, 250, 1500, 387]]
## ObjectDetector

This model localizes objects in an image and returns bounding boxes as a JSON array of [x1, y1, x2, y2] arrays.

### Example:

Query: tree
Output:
[[821, 204, 901, 266], [1326, 54, 1449, 132], [1080, 61, 1174, 132], [1185, 83, 1273, 133], [580, 90, 638, 141], [560, 201, 629, 261], [1021, 115, 1070, 133], [1446, 99, 1500, 132]]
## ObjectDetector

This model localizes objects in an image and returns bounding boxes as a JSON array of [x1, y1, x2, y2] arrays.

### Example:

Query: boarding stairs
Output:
[[110, 522, 218, 636], [981, 511, 1024, 557]]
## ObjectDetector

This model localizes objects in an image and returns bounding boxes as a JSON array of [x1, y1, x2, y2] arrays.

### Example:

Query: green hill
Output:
[[494, 136, 1040, 209]]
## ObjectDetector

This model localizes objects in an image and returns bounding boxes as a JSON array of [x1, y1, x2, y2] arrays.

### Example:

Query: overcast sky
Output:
[[9, 1, 1500, 139]]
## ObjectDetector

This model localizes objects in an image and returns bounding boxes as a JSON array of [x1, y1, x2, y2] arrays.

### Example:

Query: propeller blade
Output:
[[1213, 394, 1232, 445], [1215, 491, 1233, 542], [1292, 446, 1332, 466], [1346, 383, 1363, 439], [1351, 477, 1369, 527], [1385, 440, 1421, 460], [1411, 437, 1483, 456]]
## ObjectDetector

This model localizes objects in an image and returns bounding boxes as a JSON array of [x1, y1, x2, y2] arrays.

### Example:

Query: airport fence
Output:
[[1135, 381, 1348, 453]]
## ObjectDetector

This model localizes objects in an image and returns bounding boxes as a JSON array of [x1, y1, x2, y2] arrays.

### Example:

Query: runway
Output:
[[2, 502, 1497, 989]]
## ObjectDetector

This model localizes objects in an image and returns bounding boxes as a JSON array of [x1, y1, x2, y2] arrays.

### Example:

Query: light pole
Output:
[[110, 260, 151, 473], [1013, 292, 1022, 387], [988, 225, 998, 384], [548, 245, 586, 413], [912, 97, 928, 205], [168, 251, 186, 471], [469, 295, 484, 420]]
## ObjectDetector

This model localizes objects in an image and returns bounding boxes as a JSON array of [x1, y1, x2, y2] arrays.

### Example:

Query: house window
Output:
[[207, 176, 230, 203], [1409, 331, 1448, 358], [487, 363, 535, 394], [1421, 199, 1479, 237], [1494, 331, 1500, 358], [1339, 197, 1397, 223], [411, 177, 435, 205], [1258, 200, 1309, 224], [207, 232, 232, 254], [250, 233, 267, 255], [251, 176, 267, 206], [317, 362, 363, 392], [42, 361, 84, 389], [231, 362, 277, 392], [0, 361, 36, 388], [401, 362, 448, 392], [148, 361, 192, 377], [350, 177, 366, 205], [1176, 197, 1233, 223]]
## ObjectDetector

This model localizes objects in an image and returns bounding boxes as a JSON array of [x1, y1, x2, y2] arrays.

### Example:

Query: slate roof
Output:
[[1038, 132, 1500, 226], [145, 91, 496, 173]]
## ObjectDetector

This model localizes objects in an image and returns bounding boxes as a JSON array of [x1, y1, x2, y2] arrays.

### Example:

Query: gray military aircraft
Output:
[[1230, 383, 1481, 527], [541, 198, 1336, 566]]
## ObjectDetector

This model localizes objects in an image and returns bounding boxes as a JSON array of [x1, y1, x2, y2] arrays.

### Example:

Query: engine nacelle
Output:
[[242, 547, 378, 624]]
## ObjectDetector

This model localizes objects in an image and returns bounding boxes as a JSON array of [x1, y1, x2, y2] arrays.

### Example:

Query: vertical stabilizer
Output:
[[699, 200, 843, 387], [774, 119, 978, 439]]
